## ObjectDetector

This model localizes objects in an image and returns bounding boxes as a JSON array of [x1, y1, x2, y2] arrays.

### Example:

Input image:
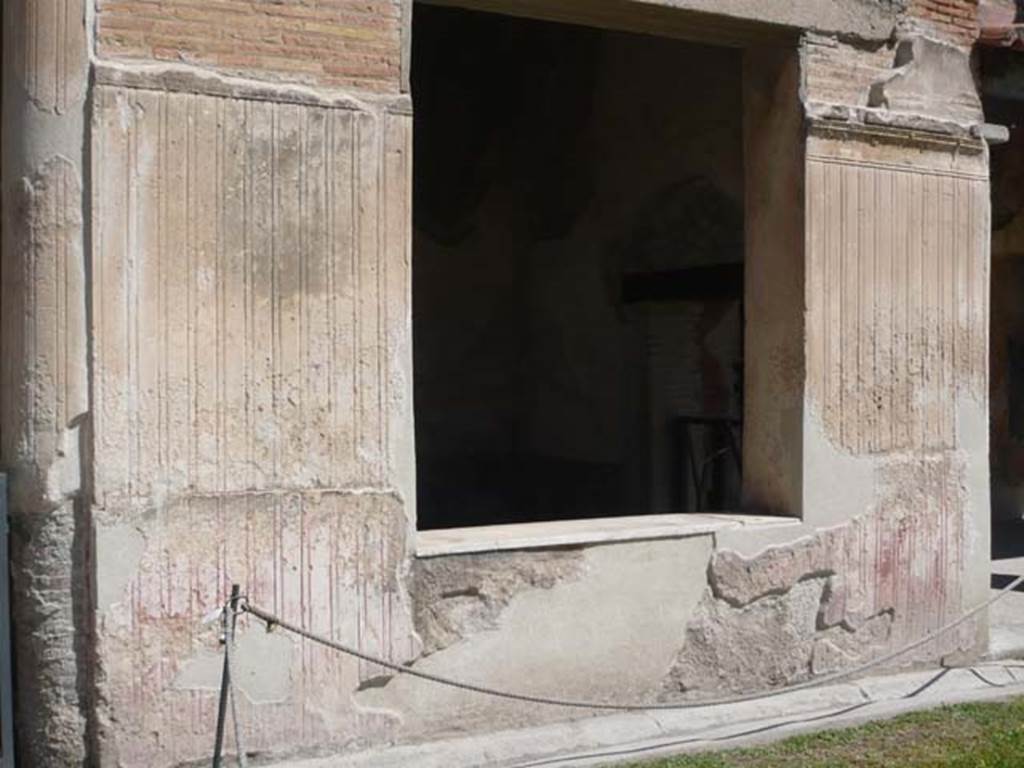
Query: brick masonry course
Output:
[[95, 0, 403, 93]]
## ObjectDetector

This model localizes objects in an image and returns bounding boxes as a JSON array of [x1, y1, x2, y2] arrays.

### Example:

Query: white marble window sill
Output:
[[415, 513, 800, 558]]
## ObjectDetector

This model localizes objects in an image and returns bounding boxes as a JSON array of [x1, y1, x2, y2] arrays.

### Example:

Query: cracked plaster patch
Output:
[[173, 626, 295, 703], [669, 456, 972, 698], [413, 549, 585, 656]]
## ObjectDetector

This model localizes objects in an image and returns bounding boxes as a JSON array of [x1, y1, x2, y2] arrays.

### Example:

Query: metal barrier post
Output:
[[0, 474, 15, 768], [212, 584, 241, 768]]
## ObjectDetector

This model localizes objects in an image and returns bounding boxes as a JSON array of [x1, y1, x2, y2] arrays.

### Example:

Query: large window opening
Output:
[[413, 5, 746, 530]]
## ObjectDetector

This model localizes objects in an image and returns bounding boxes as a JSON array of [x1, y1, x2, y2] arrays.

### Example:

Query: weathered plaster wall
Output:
[[719, 29, 991, 699], [739, 48, 990, 680], [88, 77, 417, 764], [352, 28, 993, 749], [96, 492, 415, 764], [87, 4, 418, 758], [0, 1, 998, 765], [801, 127, 991, 643], [89, 18, 990, 768], [90, 84, 414, 505], [1, 1, 92, 765], [806, 130, 988, 458], [671, 456, 976, 696], [360, 537, 713, 736]]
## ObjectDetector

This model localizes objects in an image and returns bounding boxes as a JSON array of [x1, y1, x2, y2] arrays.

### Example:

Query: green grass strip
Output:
[[620, 697, 1024, 768]]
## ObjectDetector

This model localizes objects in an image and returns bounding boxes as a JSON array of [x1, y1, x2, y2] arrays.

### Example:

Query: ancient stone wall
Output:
[[96, 0, 404, 92], [906, 0, 980, 45], [659, 118, 991, 698], [0, 0, 998, 765], [708, 32, 992, 699], [83, 0, 417, 764], [360, 536, 715, 737], [88, 16, 989, 768], [803, 35, 899, 109], [88, 76, 417, 762], [1, 1, 92, 765]]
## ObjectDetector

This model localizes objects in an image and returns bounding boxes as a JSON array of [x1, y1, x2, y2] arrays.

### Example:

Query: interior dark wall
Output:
[[412, 5, 745, 529], [984, 47, 1024, 531]]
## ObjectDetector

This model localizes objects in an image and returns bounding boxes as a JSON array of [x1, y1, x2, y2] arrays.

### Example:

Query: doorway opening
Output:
[[412, 5, 746, 530]]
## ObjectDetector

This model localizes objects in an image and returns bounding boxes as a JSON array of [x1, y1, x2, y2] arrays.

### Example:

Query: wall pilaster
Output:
[[0, 1, 93, 764]]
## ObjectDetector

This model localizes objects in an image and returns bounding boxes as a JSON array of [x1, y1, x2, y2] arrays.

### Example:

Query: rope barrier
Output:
[[233, 572, 1024, 712]]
